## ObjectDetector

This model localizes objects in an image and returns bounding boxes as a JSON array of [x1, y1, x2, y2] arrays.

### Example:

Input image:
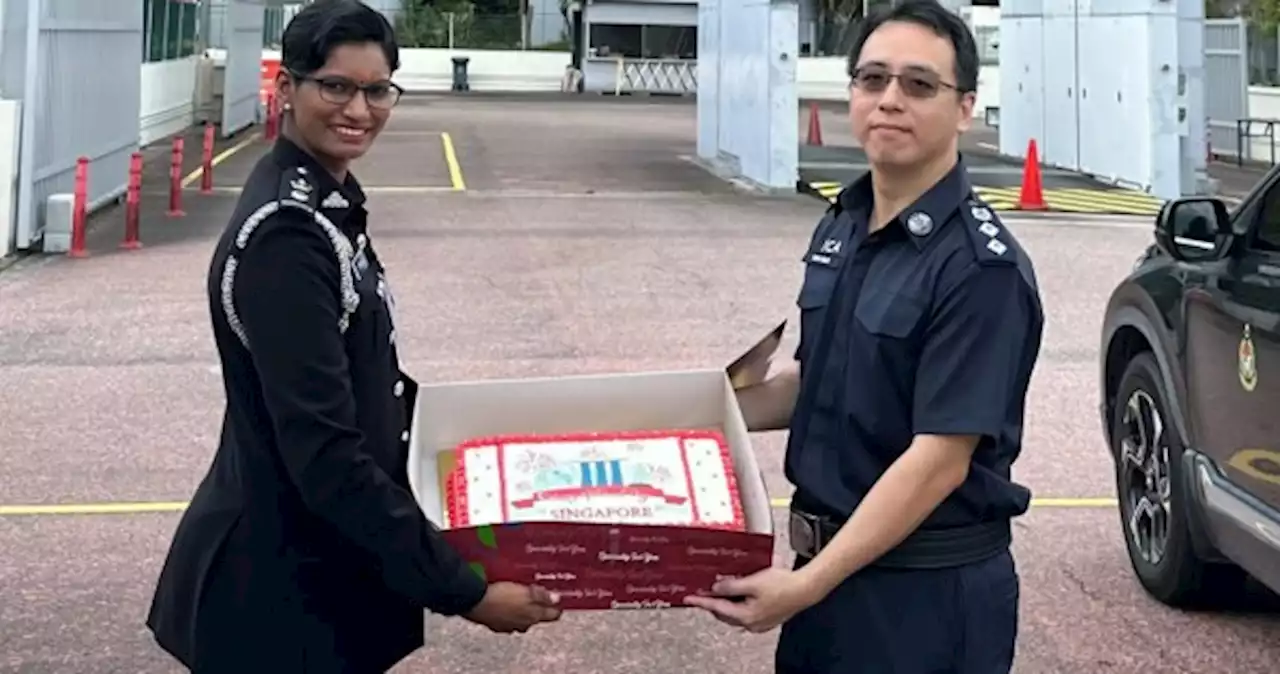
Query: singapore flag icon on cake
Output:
[[446, 429, 746, 531]]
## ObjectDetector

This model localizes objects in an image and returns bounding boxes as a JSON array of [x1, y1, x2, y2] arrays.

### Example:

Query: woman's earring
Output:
[[283, 102, 292, 111]]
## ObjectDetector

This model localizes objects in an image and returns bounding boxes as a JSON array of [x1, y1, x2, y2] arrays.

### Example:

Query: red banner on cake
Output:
[[510, 484, 688, 509]]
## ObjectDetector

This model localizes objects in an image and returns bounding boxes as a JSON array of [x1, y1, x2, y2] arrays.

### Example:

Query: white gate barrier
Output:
[[613, 59, 697, 96]]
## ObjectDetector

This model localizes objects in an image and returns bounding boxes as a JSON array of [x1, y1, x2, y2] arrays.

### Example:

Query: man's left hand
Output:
[[683, 567, 823, 633]]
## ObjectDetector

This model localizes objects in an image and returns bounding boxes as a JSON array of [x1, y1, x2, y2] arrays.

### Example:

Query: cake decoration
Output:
[[445, 429, 745, 531]]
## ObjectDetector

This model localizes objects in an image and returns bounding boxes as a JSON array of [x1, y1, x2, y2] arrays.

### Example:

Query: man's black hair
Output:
[[281, 0, 400, 76], [846, 0, 979, 93]]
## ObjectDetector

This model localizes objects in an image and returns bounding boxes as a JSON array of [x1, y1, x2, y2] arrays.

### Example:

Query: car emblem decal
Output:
[[1239, 324, 1258, 393]]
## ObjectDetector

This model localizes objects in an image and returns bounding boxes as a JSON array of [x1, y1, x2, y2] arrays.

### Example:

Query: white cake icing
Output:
[[450, 432, 744, 530]]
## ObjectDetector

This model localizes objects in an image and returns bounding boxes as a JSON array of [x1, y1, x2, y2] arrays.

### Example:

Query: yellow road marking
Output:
[[440, 132, 466, 191], [0, 501, 190, 516], [0, 496, 1117, 517], [180, 132, 262, 188], [805, 181, 1165, 216]]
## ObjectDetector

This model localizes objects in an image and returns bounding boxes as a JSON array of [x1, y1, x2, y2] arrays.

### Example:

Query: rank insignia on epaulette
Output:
[[289, 177, 311, 202], [280, 166, 317, 208]]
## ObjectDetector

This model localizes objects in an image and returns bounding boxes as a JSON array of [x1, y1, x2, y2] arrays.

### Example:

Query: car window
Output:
[[1251, 182, 1280, 252]]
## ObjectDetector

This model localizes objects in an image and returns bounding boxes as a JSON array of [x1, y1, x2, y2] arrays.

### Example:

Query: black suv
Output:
[[1100, 191, 1280, 608]]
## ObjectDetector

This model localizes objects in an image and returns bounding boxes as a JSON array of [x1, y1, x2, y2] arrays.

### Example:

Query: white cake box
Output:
[[407, 323, 784, 611]]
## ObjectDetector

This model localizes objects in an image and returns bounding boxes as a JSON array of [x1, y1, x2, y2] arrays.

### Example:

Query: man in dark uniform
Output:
[[686, 2, 1043, 672], [146, 3, 560, 672]]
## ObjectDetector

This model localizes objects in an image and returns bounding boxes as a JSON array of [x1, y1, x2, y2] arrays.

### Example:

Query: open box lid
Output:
[[726, 320, 786, 389], [406, 320, 789, 532]]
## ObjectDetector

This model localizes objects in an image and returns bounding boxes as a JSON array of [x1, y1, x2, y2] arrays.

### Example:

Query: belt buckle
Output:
[[788, 510, 823, 558]]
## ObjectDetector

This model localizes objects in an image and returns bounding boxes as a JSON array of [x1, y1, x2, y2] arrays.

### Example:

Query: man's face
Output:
[[849, 21, 974, 170]]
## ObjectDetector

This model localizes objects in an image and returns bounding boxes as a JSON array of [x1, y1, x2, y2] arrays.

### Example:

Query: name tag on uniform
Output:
[[807, 237, 843, 267]]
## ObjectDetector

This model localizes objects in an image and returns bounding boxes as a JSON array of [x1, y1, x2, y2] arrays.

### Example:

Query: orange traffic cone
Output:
[[1017, 139, 1047, 211], [806, 102, 823, 146]]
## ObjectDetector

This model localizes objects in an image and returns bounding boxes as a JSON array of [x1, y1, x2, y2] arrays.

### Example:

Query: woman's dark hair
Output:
[[281, 0, 400, 76], [846, 0, 979, 94]]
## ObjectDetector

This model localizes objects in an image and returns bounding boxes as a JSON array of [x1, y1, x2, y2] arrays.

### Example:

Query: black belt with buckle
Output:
[[789, 508, 1011, 569]]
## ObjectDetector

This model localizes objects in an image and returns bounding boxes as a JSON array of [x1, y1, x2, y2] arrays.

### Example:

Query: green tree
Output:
[[1242, 0, 1280, 30]]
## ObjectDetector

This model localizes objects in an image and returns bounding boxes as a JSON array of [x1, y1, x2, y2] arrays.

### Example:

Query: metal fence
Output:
[[1, 0, 144, 251], [396, 10, 570, 50]]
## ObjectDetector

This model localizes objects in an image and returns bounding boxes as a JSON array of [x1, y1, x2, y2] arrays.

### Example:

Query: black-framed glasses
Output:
[[290, 70, 404, 109], [851, 64, 961, 99]]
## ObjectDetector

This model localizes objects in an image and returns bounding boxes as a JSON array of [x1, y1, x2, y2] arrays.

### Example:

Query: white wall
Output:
[[0, 100, 19, 258], [1239, 86, 1280, 163], [588, 2, 696, 25], [140, 57, 198, 147], [394, 49, 572, 92]]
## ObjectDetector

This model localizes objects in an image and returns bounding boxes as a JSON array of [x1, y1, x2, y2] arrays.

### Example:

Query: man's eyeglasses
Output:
[[851, 65, 960, 99], [291, 71, 404, 109]]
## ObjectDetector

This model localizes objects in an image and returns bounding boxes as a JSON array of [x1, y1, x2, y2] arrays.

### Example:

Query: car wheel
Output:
[[1112, 352, 1247, 609]]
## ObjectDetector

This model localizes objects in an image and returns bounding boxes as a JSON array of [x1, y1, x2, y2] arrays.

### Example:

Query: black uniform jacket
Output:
[[146, 138, 486, 673]]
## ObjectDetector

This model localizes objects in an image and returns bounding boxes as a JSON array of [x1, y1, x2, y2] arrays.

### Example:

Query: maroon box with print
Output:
[[407, 323, 786, 610]]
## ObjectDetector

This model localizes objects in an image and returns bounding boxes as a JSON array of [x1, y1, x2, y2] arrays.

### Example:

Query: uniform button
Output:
[[393, 380, 404, 397], [400, 430, 410, 442], [357, 233, 367, 247]]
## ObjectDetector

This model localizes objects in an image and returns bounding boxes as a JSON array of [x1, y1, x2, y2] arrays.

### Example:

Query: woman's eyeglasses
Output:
[[851, 65, 959, 100], [291, 71, 404, 109]]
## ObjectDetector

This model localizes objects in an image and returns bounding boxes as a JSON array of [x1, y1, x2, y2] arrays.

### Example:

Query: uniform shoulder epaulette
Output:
[[960, 197, 1018, 267], [278, 165, 320, 211], [220, 164, 359, 351]]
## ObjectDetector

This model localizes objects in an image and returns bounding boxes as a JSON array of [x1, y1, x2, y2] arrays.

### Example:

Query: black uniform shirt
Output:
[[785, 160, 1044, 530], [147, 138, 485, 672]]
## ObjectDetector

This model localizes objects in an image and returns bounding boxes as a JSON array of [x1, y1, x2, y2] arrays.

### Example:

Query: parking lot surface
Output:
[[1, 96, 1276, 673]]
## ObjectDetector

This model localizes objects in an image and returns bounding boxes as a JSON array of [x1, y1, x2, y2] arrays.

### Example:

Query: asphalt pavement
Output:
[[1, 95, 1277, 674]]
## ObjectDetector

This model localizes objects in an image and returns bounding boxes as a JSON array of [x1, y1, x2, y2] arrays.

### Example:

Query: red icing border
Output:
[[446, 429, 746, 532]]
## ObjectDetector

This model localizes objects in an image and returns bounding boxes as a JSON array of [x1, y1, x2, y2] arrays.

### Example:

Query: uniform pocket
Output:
[[854, 290, 927, 339], [797, 265, 839, 310]]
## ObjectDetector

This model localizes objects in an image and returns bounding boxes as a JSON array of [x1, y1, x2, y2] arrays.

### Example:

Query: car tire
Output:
[[1112, 352, 1249, 609]]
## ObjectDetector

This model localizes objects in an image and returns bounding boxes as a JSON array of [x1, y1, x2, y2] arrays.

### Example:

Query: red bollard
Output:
[[69, 156, 89, 258], [201, 123, 215, 194], [264, 92, 277, 141], [122, 152, 143, 250], [167, 136, 186, 218]]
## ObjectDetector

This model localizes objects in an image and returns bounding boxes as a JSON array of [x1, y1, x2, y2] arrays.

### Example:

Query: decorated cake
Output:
[[445, 429, 746, 531]]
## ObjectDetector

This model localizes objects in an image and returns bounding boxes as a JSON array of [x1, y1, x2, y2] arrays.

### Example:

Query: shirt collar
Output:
[[837, 155, 973, 250], [271, 136, 367, 226]]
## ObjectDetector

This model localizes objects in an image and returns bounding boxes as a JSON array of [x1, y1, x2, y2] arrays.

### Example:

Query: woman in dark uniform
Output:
[[145, 2, 561, 671]]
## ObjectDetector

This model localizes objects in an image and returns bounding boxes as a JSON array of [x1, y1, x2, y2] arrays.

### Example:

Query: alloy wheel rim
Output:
[[1119, 389, 1173, 566]]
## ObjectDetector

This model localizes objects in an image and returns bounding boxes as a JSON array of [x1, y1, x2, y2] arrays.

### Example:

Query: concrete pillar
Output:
[[696, 0, 799, 191]]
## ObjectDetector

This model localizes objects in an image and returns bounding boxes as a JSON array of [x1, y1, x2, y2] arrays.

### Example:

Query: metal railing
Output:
[[612, 58, 697, 96], [396, 11, 570, 51]]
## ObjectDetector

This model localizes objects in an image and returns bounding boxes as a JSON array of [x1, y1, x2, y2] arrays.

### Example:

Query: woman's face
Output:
[[277, 42, 395, 172]]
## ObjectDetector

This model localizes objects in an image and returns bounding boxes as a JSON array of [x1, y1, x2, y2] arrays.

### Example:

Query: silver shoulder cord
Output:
[[219, 198, 360, 350]]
